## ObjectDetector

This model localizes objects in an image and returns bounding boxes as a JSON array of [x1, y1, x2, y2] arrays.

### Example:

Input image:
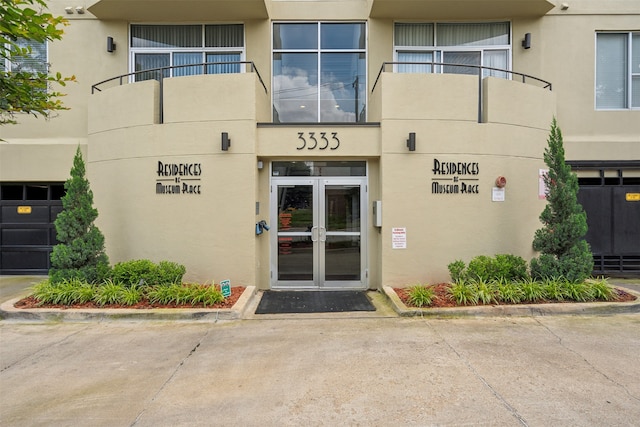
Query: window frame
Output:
[[2, 38, 48, 75], [271, 21, 368, 124], [393, 22, 512, 79], [129, 23, 246, 82], [595, 31, 639, 111]]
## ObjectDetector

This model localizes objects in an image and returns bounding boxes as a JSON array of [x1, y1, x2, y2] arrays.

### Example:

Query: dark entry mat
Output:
[[255, 291, 376, 314]]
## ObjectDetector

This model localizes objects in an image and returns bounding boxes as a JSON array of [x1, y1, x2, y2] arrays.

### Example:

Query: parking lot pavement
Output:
[[1, 314, 639, 426]]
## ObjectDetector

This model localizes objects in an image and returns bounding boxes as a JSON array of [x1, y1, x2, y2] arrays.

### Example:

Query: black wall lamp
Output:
[[221, 132, 231, 151], [107, 36, 116, 53], [522, 33, 531, 49], [407, 132, 416, 151]]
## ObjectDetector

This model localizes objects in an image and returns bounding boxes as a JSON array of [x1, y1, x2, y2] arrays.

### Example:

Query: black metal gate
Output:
[[572, 161, 640, 277], [0, 183, 64, 275]]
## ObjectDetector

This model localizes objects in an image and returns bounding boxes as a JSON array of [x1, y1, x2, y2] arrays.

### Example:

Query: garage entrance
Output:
[[0, 183, 64, 275], [572, 162, 640, 277]]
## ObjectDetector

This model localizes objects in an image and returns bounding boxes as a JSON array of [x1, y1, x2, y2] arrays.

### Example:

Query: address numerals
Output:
[[297, 132, 340, 150]]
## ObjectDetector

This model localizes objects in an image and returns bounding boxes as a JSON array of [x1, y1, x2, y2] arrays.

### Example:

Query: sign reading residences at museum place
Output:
[[431, 158, 480, 195], [156, 161, 202, 195]]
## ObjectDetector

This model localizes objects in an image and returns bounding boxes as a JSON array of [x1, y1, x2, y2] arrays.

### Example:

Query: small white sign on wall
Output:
[[539, 169, 548, 200], [392, 227, 407, 249], [492, 187, 505, 202]]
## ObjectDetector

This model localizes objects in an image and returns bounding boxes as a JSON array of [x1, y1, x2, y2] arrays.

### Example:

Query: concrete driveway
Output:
[[1, 313, 639, 426]]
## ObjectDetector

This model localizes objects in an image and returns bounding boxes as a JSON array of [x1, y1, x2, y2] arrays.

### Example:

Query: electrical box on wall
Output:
[[373, 200, 382, 227]]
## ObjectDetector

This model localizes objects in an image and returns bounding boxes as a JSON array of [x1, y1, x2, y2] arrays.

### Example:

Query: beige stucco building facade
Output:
[[1, 0, 639, 286]]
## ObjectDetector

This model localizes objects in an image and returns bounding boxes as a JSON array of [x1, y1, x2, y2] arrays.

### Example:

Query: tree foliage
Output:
[[531, 118, 593, 282], [1, 0, 76, 125], [50, 147, 110, 283]]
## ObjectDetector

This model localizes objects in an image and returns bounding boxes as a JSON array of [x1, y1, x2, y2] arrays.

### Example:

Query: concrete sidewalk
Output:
[[1, 314, 639, 426]]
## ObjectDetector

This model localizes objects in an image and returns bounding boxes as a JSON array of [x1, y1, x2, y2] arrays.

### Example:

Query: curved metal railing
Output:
[[371, 61, 552, 94], [91, 61, 268, 95]]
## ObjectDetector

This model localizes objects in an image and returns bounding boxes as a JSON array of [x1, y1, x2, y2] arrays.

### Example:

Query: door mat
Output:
[[255, 291, 376, 314]]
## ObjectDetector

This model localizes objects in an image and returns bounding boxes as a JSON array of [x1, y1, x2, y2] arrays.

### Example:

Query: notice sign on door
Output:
[[392, 227, 407, 249]]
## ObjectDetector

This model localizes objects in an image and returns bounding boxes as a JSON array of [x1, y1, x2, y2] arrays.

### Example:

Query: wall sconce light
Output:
[[75, 6, 85, 14], [64, 6, 74, 14], [406, 132, 416, 151], [107, 37, 116, 53], [522, 33, 532, 49], [560, 3, 569, 10], [221, 132, 231, 151]]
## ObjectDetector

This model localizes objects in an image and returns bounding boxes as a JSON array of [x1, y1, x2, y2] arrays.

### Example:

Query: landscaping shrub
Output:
[[531, 118, 593, 283], [448, 254, 529, 283], [588, 278, 616, 301], [447, 260, 466, 283], [50, 147, 110, 284], [407, 285, 436, 307], [110, 259, 186, 287], [448, 281, 478, 306], [495, 279, 525, 304]]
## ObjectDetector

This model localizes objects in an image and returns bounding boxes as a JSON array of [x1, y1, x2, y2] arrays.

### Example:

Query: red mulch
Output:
[[14, 286, 245, 310], [394, 283, 637, 308]]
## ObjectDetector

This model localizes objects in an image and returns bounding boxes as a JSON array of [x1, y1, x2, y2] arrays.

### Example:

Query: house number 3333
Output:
[[297, 132, 340, 150]]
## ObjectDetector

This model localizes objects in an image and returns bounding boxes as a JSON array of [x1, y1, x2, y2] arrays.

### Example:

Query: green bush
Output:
[[466, 256, 496, 282], [473, 279, 497, 305], [493, 254, 529, 281], [157, 261, 187, 285], [49, 147, 110, 284], [407, 285, 436, 307], [531, 119, 593, 283], [447, 260, 466, 283], [519, 278, 545, 302], [588, 278, 616, 301], [449, 254, 529, 283], [110, 259, 185, 287], [495, 279, 524, 304], [94, 280, 124, 306], [449, 281, 478, 306]]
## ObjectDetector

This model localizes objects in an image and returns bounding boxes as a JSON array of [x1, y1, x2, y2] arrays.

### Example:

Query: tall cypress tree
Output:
[[531, 118, 593, 282], [50, 146, 109, 283]]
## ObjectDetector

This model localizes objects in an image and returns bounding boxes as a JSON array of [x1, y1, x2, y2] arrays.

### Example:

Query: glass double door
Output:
[[271, 177, 367, 290]]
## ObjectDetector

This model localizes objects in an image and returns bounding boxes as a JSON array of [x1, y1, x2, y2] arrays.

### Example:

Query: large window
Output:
[[596, 32, 640, 110], [1, 38, 47, 74], [394, 22, 510, 79], [273, 22, 366, 123], [130, 24, 244, 82]]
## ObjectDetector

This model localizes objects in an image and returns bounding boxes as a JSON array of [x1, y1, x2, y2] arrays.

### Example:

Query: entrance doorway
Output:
[[270, 162, 367, 290]]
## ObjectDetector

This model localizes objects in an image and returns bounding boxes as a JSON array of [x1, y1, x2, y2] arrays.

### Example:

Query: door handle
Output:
[[311, 225, 319, 242], [319, 226, 326, 242]]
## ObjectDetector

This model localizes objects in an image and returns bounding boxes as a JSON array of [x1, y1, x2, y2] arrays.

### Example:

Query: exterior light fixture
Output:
[[560, 3, 569, 10], [221, 132, 231, 151], [64, 6, 74, 14], [522, 33, 532, 49], [75, 6, 85, 14], [407, 132, 416, 151], [107, 37, 116, 53]]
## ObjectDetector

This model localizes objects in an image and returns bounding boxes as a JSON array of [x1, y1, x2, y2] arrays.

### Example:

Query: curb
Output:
[[382, 285, 640, 317], [0, 286, 258, 322]]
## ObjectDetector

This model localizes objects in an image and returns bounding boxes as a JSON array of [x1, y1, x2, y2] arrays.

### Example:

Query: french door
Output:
[[270, 177, 367, 290]]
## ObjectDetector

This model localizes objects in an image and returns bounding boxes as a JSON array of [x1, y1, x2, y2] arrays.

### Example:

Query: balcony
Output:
[[369, 62, 554, 129], [90, 62, 268, 129]]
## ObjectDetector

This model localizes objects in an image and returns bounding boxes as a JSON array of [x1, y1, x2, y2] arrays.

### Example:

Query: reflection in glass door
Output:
[[271, 178, 366, 289]]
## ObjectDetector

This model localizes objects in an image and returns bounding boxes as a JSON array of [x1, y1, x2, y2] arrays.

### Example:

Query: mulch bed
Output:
[[394, 283, 637, 308], [14, 286, 245, 310]]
